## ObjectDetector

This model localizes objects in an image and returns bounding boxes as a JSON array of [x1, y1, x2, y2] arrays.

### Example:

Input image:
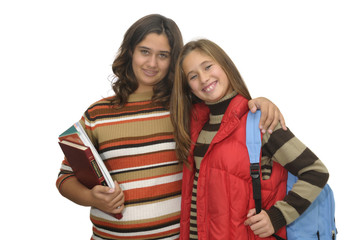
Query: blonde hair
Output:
[[170, 39, 251, 163]]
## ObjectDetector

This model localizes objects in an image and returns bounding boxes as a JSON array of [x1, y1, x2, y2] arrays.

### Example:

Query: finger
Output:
[[258, 231, 274, 238], [112, 180, 124, 196], [264, 105, 277, 132], [245, 212, 261, 226], [109, 185, 124, 208], [250, 211, 275, 237], [114, 190, 125, 205], [249, 216, 269, 235], [105, 180, 120, 194], [267, 110, 279, 134], [93, 184, 114, 194], [260, 108, 273, 134], [258, 107, 269, 134], [250, 221, 263, 233], [244, 208, 257, 226], [279, 112, 287, 130], [109, 192, 123, 206], [247, 208, 257, 218], [111, 202, 125, 214], [244, 218, 252, 226], [248, 100, 258, 113], [252, 222, 273, 238], [111, 197, 125, 214]]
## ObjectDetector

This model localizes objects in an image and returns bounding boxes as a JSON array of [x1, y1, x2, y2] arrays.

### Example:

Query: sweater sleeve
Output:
[[56, 157, 76, 191], [261, 123, 329, 232]]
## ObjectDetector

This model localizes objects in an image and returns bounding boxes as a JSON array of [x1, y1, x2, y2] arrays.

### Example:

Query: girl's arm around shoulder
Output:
[[248, 97, 287, 134]]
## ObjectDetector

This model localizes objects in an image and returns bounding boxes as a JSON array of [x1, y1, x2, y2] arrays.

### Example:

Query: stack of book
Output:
[[58, 122, 122, 219], [58, 122, 115, 189]]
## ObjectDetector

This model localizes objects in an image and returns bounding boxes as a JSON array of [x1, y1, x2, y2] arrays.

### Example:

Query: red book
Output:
[[59, 122, 115, 188], [59, 140, 106, 188], [59, 140, 122, 219]]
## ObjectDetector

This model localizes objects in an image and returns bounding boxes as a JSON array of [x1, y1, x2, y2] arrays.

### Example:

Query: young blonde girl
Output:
[[170, 39, 329, 239]]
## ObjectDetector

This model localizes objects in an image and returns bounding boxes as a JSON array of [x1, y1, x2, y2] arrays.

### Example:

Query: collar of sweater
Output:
[[205, 91, 237, 116], [128, 90, 153, 102]]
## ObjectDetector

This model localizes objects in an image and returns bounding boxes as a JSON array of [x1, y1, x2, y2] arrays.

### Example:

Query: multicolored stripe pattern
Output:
[[57, 91, 182, 240]]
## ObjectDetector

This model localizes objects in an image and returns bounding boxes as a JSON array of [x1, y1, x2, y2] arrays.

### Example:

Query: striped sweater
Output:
[[187, 92, 329, 236], [57, 91, 183, 240], [262, 124, 329, 231]]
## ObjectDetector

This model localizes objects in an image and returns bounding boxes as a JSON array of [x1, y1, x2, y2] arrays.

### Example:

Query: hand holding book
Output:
[[90, 180, 125, 217], [58, 121, 122, 219]]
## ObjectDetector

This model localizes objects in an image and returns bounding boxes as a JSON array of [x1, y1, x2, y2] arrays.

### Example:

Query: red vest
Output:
[[180, 95, 287, 240]]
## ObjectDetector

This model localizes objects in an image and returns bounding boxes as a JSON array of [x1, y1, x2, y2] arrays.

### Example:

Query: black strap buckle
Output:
[[250, 163, 262, 214], [250, 163, 260, 179]]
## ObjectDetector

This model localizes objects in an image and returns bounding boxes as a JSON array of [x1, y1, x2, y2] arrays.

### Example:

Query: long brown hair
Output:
[[111, 14, 183, 108], [170, 39, 252, 163]]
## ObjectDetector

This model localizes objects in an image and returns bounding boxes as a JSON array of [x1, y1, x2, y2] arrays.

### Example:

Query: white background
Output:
[[1, 0, 360, 239]]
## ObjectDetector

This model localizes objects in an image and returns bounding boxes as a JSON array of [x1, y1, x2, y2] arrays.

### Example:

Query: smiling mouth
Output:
[[202, 81, 217, 92], [143, 69, 158, 77]]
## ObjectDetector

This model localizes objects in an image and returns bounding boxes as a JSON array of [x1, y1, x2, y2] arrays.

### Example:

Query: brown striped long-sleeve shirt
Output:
[[262, 124, 329, 232]]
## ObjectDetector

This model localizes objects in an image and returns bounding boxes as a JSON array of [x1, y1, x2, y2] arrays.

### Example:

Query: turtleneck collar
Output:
[[206, 91, 237, 116]]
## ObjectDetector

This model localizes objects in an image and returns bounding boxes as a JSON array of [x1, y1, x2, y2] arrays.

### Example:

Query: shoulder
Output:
[[82, 96, 116, 122], [224, 94, 249, 120], [86, 96, 114, 111]]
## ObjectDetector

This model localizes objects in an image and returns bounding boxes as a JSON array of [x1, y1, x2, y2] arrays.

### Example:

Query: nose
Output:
[[147, 54, 157, 68], [199, 71, 209, 83]]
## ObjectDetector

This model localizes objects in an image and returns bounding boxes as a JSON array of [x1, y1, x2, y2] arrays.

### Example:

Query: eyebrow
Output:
[[138, 46, 170, 54]]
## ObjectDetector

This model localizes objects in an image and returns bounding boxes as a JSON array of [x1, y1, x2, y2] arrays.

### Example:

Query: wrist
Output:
[[265, 206, 287, 233]]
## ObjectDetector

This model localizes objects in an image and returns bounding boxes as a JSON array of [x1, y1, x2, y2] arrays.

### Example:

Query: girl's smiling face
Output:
[[132, 33, 171, 93], [182, 49, 233, 103]]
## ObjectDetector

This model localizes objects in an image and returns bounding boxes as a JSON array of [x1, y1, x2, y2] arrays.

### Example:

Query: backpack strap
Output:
[[246, 110, 262, 214], [246, 111, 286, 240]]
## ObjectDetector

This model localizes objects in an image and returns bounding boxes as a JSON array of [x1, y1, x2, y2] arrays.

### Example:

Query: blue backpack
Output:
[[246, 110, 337, 240]]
